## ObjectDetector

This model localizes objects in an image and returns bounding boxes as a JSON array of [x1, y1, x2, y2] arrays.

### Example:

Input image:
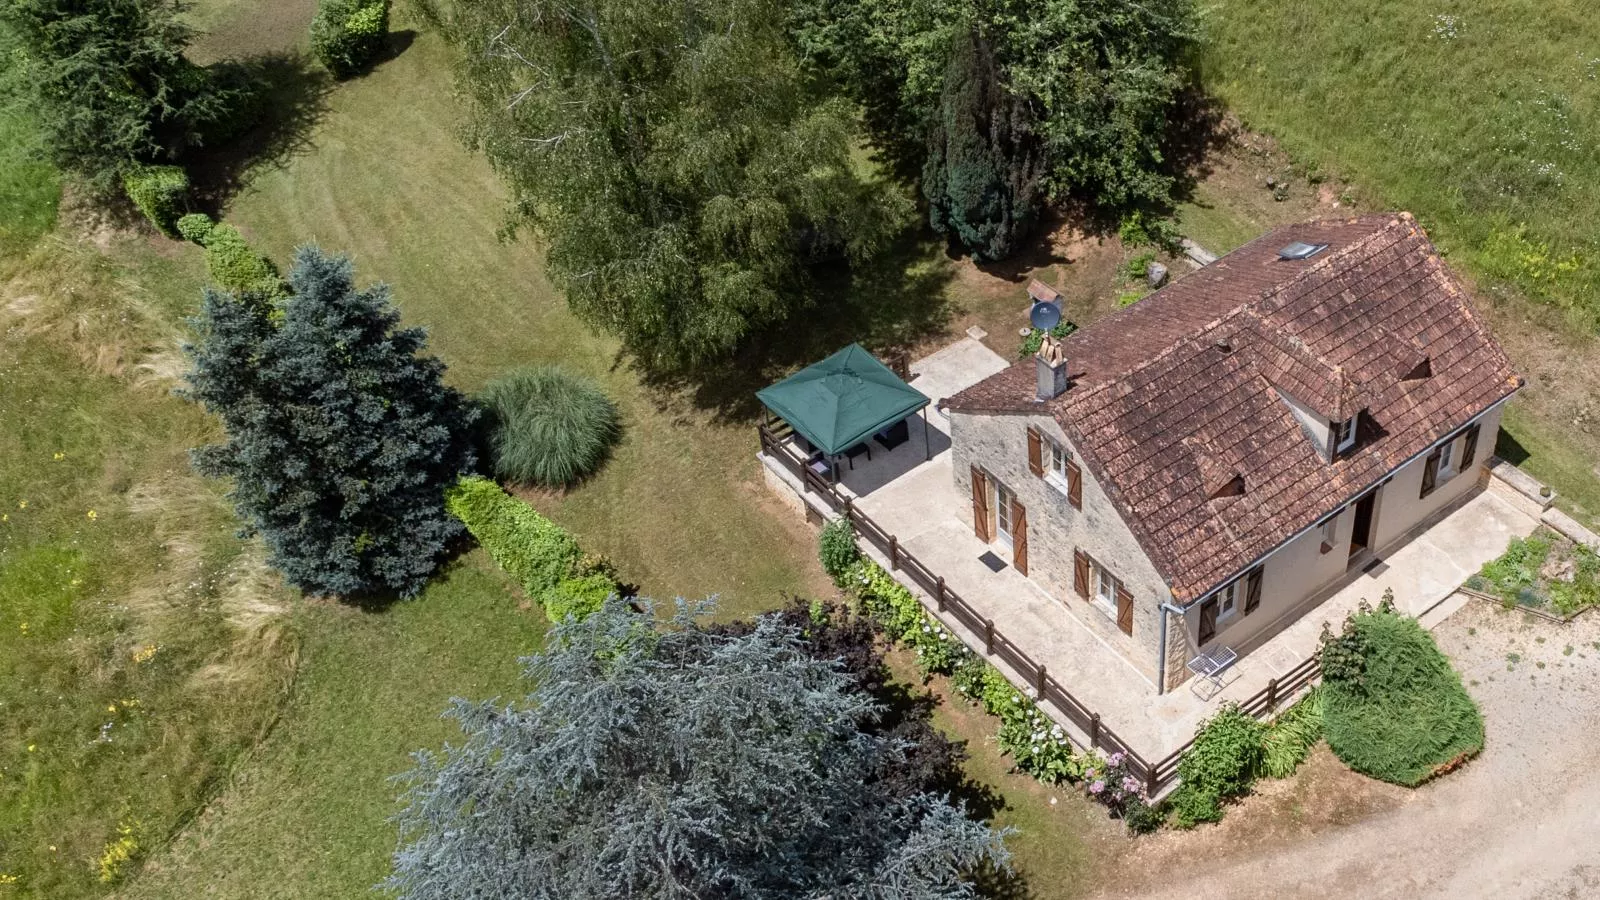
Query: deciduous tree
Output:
[[421, 0, 912, 372], [184, 246, 477, 598]]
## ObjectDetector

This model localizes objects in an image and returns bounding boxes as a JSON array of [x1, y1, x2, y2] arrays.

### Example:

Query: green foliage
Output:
[[387, 600, 1012, 898], [185, 247, 479, 598], [0, 0, 249, 191], [187, 217, 284, 296], [1123, 251, 1157, 281], [1260, 687, 1323, 779], [1017, 320, 1077, 358], [429, 0, 913, 372], [922, 29, 1044, 261], [311, 0, 389, 79], [818, 516, 860, 584], [0, 19, 60, 251], [479, 366, 620, 487], [1170, 704, 1266, 828], [1118, 211, 1183, 253], [1477, 533, 1552, 604], [1550, 547, 1600, 615], [121, 164, 189, 235], [1471, 530, 1600, 616], [1321, 607, 1484, 786], [793, 0, 1199, 217], [1115, 289, 1146, 308], [444, 476, 621, 623], [846, 558, 974, 679]]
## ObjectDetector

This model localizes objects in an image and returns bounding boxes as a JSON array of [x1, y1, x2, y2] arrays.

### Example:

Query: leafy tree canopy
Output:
[[793, 0, 1199, 218], [184, 246, 477, 598], [388, 599, 1011, 899], [421, 0, 913, 372], [0, 0, 245, 190]]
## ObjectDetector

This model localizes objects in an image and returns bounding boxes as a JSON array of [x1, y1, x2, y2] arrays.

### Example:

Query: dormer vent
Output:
[[1277, 241, 1329, 261], [1401, 357, 1432, 381]]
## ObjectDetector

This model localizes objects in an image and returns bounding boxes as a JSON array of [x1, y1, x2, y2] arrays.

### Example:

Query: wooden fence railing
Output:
[[758, 421, 1321, 795]]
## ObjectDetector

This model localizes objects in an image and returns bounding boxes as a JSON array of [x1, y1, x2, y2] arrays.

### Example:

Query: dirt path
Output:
[[1095, 602, 1600, 900]]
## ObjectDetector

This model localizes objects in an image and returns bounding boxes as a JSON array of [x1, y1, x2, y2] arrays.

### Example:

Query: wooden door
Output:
[[1199, 597, 1219, 645], [971, 466, 992, 542], [1011, 499, 1028, 575], [1115, 583, 1134, 636]]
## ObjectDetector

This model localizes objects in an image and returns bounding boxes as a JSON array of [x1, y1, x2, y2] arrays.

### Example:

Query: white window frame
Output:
[[994, 480, 1015, 547], [1044, 438, 1071, 492], [1437, 436, 1457, 479], [1091, 560, 1119, 618], [1216, 580, 1240, 624], [1334, 415, 1358, 453], [1319, 511, 1339, 552]]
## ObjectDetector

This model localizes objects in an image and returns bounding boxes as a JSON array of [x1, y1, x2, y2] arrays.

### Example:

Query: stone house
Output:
[[943, 213, 1522, 691]]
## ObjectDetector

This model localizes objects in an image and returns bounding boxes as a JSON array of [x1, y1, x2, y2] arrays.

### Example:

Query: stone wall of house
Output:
[[949, 409, 1174, 685]]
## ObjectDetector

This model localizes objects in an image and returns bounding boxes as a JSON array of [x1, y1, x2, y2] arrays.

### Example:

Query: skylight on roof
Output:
[[1277, 241, 1329, 261]]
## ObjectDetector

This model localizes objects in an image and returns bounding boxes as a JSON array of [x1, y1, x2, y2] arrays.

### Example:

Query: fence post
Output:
[[1266, 677, 1279, 712], [889, 536, 899, 570], [842, 496, 852, 524], [1035, 663, 1047, 697], [935, 577, 946, 612], [984, 620, 995, 655], [1090, 713, 1101, 749], [1146, 761, 1159, 797]]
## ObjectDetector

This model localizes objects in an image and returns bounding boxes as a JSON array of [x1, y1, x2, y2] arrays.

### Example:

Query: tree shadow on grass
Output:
[[637, 230, 958, 422], [188, 52, 335, 214]]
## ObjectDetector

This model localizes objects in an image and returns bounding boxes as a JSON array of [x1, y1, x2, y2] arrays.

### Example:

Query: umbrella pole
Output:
[[923, 408, 931, 460]]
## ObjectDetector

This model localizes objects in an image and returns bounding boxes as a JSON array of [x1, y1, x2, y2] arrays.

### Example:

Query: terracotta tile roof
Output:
[[946, 214, 1522, 603]]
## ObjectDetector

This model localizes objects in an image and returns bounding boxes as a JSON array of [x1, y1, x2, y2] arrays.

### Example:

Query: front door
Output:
[[1349, 489, 1377, 559]]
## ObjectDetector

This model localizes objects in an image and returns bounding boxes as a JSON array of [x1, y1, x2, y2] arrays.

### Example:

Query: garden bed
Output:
[[1467, 526, 1600, 619]]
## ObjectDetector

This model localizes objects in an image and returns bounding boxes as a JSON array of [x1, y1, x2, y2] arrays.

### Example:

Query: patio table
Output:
[[1187, 645, 1238, 694]]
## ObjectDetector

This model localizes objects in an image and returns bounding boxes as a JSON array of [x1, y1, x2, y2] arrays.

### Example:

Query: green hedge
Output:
[[311, 0, 389, 79], [177, 214, 284, 297], [1321, 606, 1483, 786], [122, 165, 189, 236], [445, 476, 620, 623], [1169, 704, 1266, 828]]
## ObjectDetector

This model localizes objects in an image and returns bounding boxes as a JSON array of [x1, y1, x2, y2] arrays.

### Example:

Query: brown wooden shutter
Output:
[[1026, 427, 1044, 477], [971, 467, 992, 542], [1115, 582, 1134, 636], [1420, 448, 1441, 498], [1198, 597, 1219, 645], [1244, 567, 1262, 615], [1011, 500, 1028, 575], [1073, 549, 1090, 599], [1065, 459, 1082, 509], [1460, 423, 1481, 471]]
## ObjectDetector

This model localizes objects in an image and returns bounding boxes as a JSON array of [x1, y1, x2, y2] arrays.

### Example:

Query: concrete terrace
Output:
[[760, 337, 1539, 761]]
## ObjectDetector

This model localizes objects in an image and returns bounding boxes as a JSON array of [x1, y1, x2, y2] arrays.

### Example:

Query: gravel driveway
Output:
[[1095, 600, 1600, 900]]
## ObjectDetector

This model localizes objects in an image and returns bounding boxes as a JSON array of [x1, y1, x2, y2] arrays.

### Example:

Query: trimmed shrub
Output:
[[311, 0, 389, 79], [1170, 704, 1266, 828], [176, 213, 216, 244], [480, 367, 620, 487], [202, 222, 283, 297], [818, 517, 860, 585], [1321, 606, 1484, 786], [1260, 687, 1323, 779], [445, 476, 620, 623], [122, 165, 189, 236]]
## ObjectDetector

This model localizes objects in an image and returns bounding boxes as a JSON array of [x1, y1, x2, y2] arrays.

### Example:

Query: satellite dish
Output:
[[1029, 299, 1062, 332]]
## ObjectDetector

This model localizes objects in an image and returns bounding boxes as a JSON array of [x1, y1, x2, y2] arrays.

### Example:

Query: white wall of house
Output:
[[949, 410, 1174, 684], [1177, 403, 1505, 662]]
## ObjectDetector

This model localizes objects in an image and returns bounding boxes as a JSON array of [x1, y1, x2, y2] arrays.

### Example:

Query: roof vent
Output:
[[1277, 241, 1329, 261], [1213, 339, 1233, 354]]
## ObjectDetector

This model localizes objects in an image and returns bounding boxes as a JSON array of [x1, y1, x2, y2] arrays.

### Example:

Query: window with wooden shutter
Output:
[[1243, 566, 1263, 615], [1199, 597, 1219, 645], [1115, 583, 1134, 636], [1011, 500, 1028, 575], [1420, 447, 1441, 498], [1026, 427, 1044, 477], [1460, 423, 1481, 471], [1065, 459, 1082, 509], [1073, 549, 1090, 599], [971, 466, 992, 542]]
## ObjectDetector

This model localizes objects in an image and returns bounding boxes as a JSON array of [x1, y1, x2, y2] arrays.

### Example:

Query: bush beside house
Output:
[[445, 476, 621, 623], [1320, 599, 1484, 786]]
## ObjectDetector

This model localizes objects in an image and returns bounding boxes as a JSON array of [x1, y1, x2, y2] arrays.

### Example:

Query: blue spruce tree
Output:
[[185, 246, 478, 598]]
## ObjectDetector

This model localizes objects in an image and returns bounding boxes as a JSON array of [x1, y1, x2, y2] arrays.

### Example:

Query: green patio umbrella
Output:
[[756, 344, 930, 457]]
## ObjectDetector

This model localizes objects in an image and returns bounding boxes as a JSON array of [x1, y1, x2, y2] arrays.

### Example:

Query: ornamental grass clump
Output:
[[1320, 599, 1483, 786], [1169, 704, 1266, 828], [480, 367, 620, 488]]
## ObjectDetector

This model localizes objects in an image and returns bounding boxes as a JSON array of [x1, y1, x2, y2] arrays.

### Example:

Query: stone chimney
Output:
[[1035, 334, 1069, 400]]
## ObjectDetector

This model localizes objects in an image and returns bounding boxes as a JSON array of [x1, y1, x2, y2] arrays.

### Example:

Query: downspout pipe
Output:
[[1156, 601, 1187, 696]]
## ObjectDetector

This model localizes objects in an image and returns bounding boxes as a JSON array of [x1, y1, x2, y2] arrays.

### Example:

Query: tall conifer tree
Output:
[[185, 247, 477, 598]]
